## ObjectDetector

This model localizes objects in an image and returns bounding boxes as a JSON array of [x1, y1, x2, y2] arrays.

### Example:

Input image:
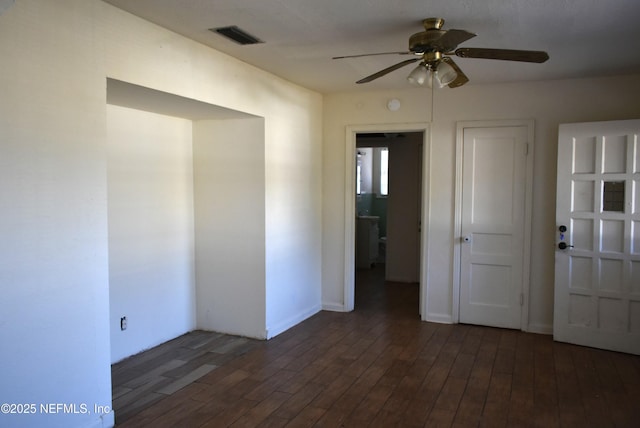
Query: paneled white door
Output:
[[554, 119, 640, 355], [459, 125, 530, 329]]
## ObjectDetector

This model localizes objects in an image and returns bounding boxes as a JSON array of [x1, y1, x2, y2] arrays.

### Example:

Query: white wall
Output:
[[322, 75, 640, 333], [193, 118, 267, 338], [264, 92, 324, 338], [0, 1, 113, 427], [107, 105, 196, 363], [104, 2, 323, 342], [0, 0, 323, 426]]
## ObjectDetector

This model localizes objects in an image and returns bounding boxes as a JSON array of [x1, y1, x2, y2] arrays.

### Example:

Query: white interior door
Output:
[[459, 125, 530, 329], [554, 119, 640, 355]]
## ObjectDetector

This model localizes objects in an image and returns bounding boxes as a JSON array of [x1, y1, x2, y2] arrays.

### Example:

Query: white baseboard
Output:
[[527, 323, 553, 335], [266, 304, 322, 339], [102, 412, 116, 428], [425, 313, 453, 324], [321, 302, 347, 312], [87, 412, 115, 428]]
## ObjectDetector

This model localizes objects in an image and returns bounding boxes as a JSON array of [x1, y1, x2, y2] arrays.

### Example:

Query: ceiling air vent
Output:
[[210, 25, 263, 45]]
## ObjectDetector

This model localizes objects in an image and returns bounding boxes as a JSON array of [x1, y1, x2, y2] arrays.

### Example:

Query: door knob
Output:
[[558, 242, 574, 250]]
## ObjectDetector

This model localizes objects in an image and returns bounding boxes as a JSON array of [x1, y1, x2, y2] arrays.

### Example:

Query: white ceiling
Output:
[[103, 0, 640, 94]]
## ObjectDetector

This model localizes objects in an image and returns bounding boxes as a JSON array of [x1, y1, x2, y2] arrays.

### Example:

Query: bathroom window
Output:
[[378, 148, 389, 197]]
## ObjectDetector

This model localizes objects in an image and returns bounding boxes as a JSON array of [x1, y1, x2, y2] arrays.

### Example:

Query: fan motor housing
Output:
[[409, 18, 446, 53], [409, 29, 446, 53]]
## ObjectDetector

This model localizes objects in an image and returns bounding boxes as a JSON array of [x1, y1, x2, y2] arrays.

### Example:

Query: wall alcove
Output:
[[106, 78, 266, 363]]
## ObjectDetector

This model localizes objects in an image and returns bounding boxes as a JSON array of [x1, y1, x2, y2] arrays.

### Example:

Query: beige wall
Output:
[[322, 74, 640, 332]]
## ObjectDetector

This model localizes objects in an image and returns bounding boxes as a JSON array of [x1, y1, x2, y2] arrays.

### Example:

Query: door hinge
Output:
[[520, 293, 524, 306]]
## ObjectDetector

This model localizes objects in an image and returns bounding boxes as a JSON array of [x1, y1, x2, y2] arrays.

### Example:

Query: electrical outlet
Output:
[[120, 316, 127, 331]]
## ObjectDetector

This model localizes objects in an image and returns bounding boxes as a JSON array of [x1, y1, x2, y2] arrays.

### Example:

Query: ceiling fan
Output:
[[334, 18, 549, 88]]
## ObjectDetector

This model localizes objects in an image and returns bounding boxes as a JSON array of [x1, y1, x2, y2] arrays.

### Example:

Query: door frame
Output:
[[453, 119, 535, 329], [344, 122, 431, 318]]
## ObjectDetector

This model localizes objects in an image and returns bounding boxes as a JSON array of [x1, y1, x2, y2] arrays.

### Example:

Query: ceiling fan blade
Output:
[[356, 58, 420, 84], [431, 29, 476, 52], [455, 47, 549, 63], [333, 51, 412, 60], [441, 57, 469, 88]]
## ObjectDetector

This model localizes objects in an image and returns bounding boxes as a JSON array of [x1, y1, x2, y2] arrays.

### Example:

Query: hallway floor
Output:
[[112, 266, 640, 427]]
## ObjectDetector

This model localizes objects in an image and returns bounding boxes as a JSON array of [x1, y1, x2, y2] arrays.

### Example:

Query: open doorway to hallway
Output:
[[354, 132, 423, 314]]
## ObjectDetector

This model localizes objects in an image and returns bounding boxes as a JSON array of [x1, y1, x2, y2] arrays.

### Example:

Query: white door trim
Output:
[[453, 119, 535, 330], [344, 123, 431, 318]]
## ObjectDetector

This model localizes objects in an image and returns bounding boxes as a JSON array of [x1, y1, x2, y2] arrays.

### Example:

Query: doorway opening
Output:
[[343, 123, 431, 318], [355, 132, 423, 313]]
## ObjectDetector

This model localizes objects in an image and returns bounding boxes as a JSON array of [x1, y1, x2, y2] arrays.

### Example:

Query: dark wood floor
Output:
[[112, 266, 640, 427]]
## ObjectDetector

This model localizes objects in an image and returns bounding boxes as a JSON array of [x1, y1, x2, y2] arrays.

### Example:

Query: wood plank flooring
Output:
[[112, 266, 640, 427]]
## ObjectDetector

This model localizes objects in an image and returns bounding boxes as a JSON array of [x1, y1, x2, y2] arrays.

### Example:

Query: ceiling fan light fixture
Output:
[[338, 17, 548, 88], [407, 63, 431, 87], [434, 60, 457, 87]]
